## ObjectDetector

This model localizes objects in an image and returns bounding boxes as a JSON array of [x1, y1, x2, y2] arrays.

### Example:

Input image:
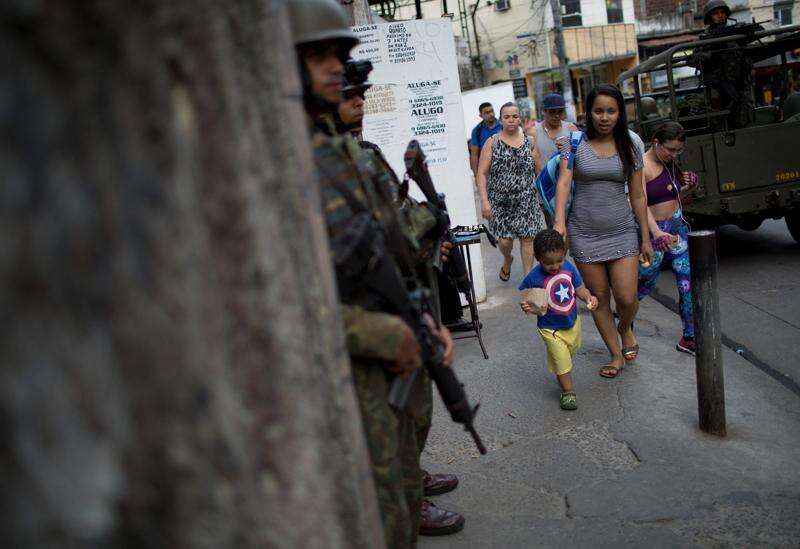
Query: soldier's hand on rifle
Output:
[[689, 51, 711, 67], [440, 240, 453, 263], [434, 324, 455, 368], [392, 324, 422, 377], [422, 313, 454, 368]]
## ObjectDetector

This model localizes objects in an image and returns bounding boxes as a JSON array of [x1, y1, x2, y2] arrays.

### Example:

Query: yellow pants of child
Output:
[[537, 317, 581, 375]]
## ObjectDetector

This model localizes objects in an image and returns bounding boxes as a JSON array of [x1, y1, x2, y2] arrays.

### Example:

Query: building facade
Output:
[[389, 0, 639, 117], [381, 0, 797, 115], [633, 0, 800, 101]]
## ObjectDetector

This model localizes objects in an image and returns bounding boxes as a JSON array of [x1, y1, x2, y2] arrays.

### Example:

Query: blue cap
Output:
[[542, 93, 566, 110]]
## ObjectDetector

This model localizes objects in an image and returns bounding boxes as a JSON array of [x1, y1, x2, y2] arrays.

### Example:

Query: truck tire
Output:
[[736, 217, 763, 231], [787, 211, 800, 244]]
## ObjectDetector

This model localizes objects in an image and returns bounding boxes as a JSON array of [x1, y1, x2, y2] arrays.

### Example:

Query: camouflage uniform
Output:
[[693, 20, 756, 129], [361, 142, 439, 540], [312, 126, 427, 548], [701, 50, 754, 129]]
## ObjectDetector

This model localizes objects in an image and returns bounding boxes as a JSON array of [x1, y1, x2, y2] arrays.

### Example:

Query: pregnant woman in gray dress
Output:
[[553, 85, 653, 378], [476, 102, 546, 281]]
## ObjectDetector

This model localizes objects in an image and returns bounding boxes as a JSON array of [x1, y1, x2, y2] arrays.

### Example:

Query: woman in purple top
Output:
[[553, 85, 653, 378], [637, 122, 699, 356]]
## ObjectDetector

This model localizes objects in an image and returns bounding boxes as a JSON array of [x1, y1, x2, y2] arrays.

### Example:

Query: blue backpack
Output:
[[535, 131, 584, 218]]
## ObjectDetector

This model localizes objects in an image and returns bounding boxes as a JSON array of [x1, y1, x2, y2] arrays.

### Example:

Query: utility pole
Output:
[[458, 0, 478, 87], [471, 1, 485, 87], [549, 0, 576, 120]]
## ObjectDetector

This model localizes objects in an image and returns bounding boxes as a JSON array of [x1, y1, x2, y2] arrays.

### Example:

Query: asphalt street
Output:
[[418, 220, 800, 548], [652, 219, 800, 393]]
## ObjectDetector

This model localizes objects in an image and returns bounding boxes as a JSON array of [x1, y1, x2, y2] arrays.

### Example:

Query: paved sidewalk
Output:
[[420, 237, 800, 548]]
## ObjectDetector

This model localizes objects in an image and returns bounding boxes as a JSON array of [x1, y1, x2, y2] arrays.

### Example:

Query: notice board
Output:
[[350, 18, 487, 301]]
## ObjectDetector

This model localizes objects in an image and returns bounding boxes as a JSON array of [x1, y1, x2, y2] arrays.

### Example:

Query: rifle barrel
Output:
[[467, 425, 488, 455]]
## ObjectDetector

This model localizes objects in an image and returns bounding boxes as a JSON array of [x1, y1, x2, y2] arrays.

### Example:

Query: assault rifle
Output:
[[404, 143, 496, 348], [388, 139, 487, 455], [699, 18, 767, 42]]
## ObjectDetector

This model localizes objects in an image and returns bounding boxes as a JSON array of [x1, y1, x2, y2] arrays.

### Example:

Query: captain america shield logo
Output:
[[544, 272, 575, 315]]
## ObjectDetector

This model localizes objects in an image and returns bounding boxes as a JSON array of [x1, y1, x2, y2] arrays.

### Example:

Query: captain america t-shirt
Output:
[[519, 260, 583, 330]]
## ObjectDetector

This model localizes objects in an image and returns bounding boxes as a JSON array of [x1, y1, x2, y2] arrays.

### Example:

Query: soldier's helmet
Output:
[[343, 59, 374, 98], [703, 0, 731, 25], [288, 0, 359, 50], [640, 96, 659, 119]]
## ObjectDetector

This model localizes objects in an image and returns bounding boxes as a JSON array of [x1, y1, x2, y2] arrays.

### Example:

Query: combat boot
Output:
[[419, 499, 465, 536], [423, 470, 459, 496]]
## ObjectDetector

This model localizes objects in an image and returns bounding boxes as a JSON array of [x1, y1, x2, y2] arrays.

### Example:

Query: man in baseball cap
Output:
[[529, 93, 578, 227]]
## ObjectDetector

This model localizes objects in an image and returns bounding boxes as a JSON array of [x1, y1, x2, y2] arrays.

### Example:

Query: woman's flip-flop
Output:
[[618, 323, 638, 361], [621, 344, 639, 361], [499, 257, 513, 281], [599, 361, 624, 378]]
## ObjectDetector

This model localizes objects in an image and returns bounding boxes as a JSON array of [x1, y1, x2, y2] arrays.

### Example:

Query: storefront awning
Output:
[[529, 52, 636, 74], [639, 33, 700, 48]]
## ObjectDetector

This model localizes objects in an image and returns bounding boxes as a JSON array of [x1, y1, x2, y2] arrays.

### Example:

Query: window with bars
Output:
[[562, 0, 582, 27], [774, 2, 793, 25], [606, 0, 624, 23]]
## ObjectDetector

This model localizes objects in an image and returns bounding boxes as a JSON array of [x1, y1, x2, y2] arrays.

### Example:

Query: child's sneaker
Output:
[[559, 392, 577, 410], [676, 337, 696, 356]]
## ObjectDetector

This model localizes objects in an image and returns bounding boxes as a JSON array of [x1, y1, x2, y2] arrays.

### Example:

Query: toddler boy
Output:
[[519, 230, 597, 410]]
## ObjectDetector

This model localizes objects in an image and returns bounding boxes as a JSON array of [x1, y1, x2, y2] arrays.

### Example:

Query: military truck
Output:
[[617, 23, 800, 242]]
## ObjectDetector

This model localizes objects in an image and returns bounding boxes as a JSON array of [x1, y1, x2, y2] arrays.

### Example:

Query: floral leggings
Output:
[[637, 207, 694, 338]]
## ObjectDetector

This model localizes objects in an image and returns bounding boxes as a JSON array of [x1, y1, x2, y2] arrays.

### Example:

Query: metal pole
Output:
[[470, 1, 484, 87], [666, 49, 678, 121], [780, 51, 789, 112], [458, 0, 477, 87], [688, 230, 726, 437]]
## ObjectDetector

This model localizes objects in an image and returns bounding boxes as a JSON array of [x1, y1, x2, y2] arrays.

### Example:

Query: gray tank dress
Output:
[[567, 139, 643, 263]]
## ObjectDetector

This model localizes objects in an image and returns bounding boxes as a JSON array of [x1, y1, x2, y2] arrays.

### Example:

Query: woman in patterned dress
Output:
[[552, 85, 654, 378], [476, 102, 546, 281]]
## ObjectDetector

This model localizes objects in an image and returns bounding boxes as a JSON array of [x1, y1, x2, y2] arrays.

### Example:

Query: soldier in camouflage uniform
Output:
[[289, 0, 457, 546], [338, 68, 467, 537], [692, 0, 756, 129]]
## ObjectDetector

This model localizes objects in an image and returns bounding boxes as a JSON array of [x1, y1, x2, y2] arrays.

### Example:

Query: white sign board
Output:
[[461, 82, 515, 141], [351, 19, 487, 302]]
